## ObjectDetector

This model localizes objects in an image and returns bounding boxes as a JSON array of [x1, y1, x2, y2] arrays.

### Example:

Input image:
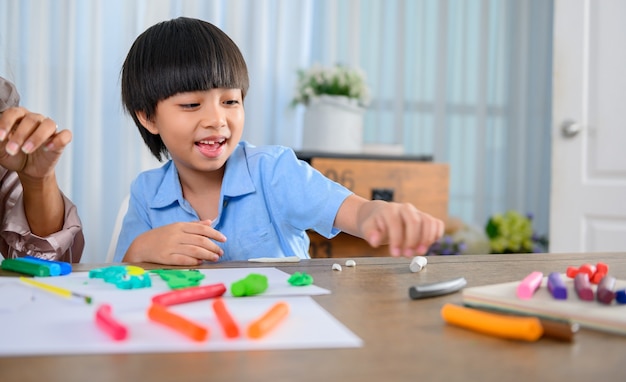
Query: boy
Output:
[[115, 17, 443, 265]]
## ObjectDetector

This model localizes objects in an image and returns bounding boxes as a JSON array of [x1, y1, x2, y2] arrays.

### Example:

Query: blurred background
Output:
[[0, 0, 553, 262]]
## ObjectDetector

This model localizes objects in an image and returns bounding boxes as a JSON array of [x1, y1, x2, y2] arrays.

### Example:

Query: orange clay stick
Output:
[[212, 298, 240, 338], [247, 301, 290, 339], [147, 303, 208, 342], [440, 303, 544, 342]]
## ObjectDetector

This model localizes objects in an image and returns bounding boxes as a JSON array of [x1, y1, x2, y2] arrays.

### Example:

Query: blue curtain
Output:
[[0, 0, 553, 262]]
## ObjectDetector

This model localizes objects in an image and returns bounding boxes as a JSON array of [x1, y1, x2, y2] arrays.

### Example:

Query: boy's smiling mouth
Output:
[[195, 137, 227, 158], [196, 137, 226, 146]]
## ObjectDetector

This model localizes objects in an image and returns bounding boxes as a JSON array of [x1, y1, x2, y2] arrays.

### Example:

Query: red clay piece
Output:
[[591, 271, 606, 285], [578, 264, 596, 277], [565, 266, 579, 278]]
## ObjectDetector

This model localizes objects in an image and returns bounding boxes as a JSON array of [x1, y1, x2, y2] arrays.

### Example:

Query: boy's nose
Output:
[[200, 103, 226, 128]]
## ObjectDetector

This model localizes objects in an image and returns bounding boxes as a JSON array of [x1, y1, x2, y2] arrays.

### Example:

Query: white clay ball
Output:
[[410, 256, 428, 273]]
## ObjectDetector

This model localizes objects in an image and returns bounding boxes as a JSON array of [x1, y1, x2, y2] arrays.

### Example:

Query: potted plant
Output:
[[485, 210, 549, 253], [293, 64, 371, 153]]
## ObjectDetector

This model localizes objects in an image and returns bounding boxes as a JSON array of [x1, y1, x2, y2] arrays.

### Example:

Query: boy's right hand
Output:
[[123, 220, 226, 265]]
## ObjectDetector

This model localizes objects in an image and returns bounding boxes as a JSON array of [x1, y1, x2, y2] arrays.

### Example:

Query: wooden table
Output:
[[2, 252, 626, 382]]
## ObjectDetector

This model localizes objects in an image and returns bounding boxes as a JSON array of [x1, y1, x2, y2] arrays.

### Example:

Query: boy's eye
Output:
[[180, 103, 200, 109], [224, 100, 240, 105]]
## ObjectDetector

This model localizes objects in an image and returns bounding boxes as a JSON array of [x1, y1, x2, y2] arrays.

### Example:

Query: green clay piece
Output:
[[1, 258, 50, 277], [231, 273, 268, 297], [287, 272, 314, 286], [150, 269, 205, 289]]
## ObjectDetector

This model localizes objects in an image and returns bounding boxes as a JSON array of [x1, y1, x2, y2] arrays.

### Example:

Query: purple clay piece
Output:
[[547, 272, 567, 300]]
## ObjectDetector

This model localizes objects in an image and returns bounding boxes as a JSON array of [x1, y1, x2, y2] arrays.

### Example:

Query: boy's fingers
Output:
[[166, 254, 203, 266]]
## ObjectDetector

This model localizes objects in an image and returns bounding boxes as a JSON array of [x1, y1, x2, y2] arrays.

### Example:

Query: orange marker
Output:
[[212, 298, 240, 338], [247, 302, 289, 339], [147, 303, 208, 342], [441, 303, 543, 342]]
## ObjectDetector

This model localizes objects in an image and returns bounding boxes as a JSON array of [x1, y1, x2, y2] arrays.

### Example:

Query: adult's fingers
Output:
[[43, 129, 72, 153], [0, 108, 58, 155]]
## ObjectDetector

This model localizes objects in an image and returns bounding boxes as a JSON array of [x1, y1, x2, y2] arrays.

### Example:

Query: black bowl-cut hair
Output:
[[121, 17, 249, 161]]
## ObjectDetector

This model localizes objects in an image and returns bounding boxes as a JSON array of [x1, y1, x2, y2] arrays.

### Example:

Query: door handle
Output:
[[560, 120, 581, 138]]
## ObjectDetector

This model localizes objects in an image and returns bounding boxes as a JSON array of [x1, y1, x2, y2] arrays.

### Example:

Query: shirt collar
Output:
[[149, 142, 256, 209], [222, 142, 256, 198], [151, 161, 185, 209]]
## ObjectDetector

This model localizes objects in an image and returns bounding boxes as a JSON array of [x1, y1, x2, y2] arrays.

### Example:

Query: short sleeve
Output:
[[260, 148, 353, 238]]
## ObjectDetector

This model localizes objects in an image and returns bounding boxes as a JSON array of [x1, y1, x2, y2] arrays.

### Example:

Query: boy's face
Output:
[[141, 88, 244, 176]]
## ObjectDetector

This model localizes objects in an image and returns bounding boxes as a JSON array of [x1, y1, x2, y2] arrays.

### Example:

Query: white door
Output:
[[550, 0, 626, 253]]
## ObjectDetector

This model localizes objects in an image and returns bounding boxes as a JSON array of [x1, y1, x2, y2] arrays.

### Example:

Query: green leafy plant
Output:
[[485, 210, 548, 253], [292, 64, 371, 107]]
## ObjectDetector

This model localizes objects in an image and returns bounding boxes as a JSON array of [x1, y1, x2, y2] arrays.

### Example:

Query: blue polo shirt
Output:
[[113, 141, 352, 262]]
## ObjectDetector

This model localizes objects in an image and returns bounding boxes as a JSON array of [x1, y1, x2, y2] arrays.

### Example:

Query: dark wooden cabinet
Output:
[[297, 152, 450, 258]]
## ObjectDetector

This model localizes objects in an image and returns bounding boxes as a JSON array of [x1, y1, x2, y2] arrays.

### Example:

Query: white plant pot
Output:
[[301, 95, 365, 153]]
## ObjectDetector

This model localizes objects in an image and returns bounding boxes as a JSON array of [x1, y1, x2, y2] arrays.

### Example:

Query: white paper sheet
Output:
[[0, 267, 363, 356]]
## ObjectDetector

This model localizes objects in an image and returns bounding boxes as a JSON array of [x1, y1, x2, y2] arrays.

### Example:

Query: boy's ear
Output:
[[136, 111, 159, 135]]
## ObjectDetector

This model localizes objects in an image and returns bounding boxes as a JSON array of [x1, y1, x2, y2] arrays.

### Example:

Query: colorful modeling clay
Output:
[[247, 301, 289, 339], [565, 266, 580, 278], [148, 303, 208, 341], [516, 271, 543, 299], [18, 257, 61, 276], [547, 272, 567, 300], [409, 277, 467, 299], [409, 256, 427, 273], [615, 289, 626, 304], [23, 256, 72, 275], [591, 267, 607, 284], [597, 275, 616, 305], [89, 266, 152, 289], [595, 262, 609, 275], [566, 262, 610, 285], [212, 298, 240, 338], [95, 304, 128, 341], [150, 269, 205, 289], [440, 303, 543, 342], [574, 273, 594, 301], [1, 258, 50, 277], [231, 273, 268, 297], [287, 272, 314, 286], [591, 272, 605, 284], [151, 283, 226, 306], [578, 263, 596, 278]]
